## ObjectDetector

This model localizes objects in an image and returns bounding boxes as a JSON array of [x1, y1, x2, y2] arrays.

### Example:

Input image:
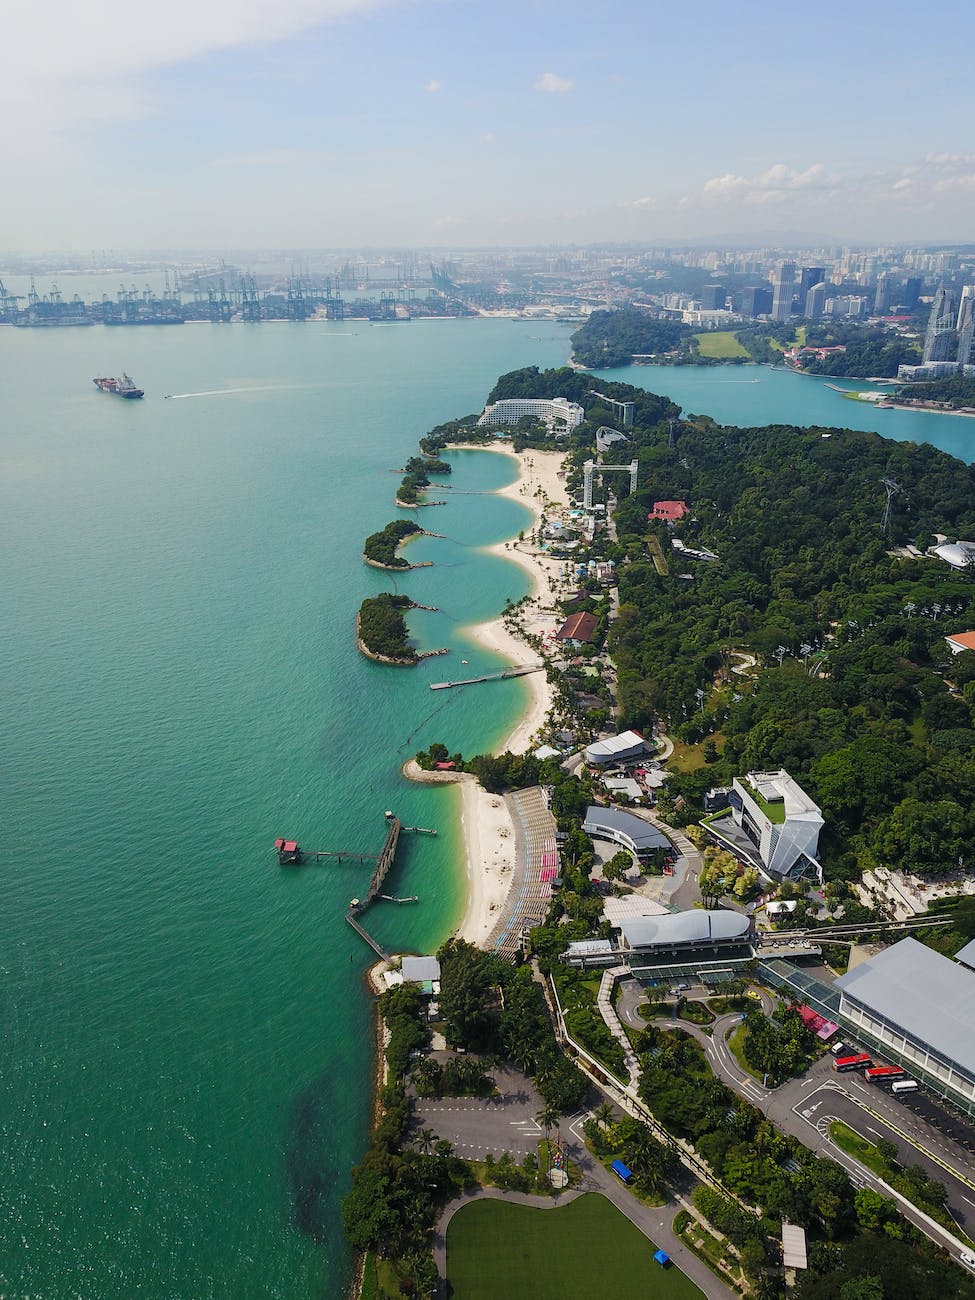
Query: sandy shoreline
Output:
[[405, 443, 571, 949], [461, 445, 570, 755]]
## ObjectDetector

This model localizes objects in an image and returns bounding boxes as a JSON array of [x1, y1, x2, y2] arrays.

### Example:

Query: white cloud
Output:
[[433, 214, 460, 227], [424, 80, 441, 93], [619, 196, 657, 210], [702, 163, 834, 205], [535, 71, 574, 94], [0, 0, 395, 163]]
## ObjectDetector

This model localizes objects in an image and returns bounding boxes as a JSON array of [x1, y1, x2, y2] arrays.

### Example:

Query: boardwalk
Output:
[[429, 664, 544, 691], [487, 787, 558, 959]]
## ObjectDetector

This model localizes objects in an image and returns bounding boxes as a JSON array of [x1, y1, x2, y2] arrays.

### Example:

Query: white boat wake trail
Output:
[[164, 385, 288, 399]]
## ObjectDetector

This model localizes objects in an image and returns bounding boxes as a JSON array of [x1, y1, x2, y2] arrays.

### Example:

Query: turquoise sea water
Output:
[[0, 320, 572, 1298], [3, 318, 973, 1300], [591, 362, 975, 463]]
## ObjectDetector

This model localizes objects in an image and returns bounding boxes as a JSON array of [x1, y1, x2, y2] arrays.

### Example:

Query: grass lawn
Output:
[[667, 740, 707, 774], [694, 330, 750, 359], [446, 1194, 704, 1299], [829, 1121, 888, 1178]]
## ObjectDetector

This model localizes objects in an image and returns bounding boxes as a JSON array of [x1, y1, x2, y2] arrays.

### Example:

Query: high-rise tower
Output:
[[956, 286, 975, 368], [922, 285, 958, 363], [771, 262, 797, 322]]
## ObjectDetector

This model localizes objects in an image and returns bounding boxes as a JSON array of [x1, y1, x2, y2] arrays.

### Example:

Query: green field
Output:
[[445, 1194, 704, 1299], [693, 330, 749, 359]]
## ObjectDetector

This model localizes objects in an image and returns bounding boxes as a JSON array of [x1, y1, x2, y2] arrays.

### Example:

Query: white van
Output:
[[959, 1251, 975, 1271]]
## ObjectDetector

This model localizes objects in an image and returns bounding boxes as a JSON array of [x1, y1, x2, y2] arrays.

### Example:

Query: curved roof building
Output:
[[617, 909, 752, 953], [583, 805, 671, 858]]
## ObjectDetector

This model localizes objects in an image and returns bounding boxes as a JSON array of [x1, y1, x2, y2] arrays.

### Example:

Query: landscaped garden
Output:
[[445, 1194, 704, 1299]]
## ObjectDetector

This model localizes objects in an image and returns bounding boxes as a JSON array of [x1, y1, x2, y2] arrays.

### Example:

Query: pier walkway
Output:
[[430, 664, 543, 691]]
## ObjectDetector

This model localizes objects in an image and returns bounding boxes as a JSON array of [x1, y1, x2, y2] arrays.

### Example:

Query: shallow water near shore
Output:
[[0, 320, 570, 1298]]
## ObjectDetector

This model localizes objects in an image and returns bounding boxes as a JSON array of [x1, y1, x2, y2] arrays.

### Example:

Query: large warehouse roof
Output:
[[583, 805, 671, 852], [585, 730, 648, 763], [618, 910, 751, 950], [835, 938, 975, 1078]]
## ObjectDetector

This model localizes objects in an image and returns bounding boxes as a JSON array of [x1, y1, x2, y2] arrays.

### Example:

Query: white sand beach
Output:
[[406, 443, 572, 948], [465, 446, 571, 755]]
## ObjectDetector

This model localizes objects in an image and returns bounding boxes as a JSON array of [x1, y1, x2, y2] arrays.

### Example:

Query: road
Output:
[[613, 980, 975, 1255], [418, 1059, 736, 1298]]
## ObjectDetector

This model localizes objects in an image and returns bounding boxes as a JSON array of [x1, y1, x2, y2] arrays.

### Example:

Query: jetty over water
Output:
[[275, 814, 435, 961], [429, 664, 544, 691]]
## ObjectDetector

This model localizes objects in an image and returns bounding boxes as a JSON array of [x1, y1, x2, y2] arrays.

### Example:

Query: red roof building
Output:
[[649, 500, 689, 522], [555, 611, 599, 644]]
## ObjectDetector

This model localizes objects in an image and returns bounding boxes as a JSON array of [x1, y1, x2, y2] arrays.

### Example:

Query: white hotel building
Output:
[[477, 397, 585, 434]]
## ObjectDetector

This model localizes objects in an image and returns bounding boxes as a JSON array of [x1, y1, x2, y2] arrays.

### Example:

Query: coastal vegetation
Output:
[[342, 984, 469, 1296], [570, 311, 919, 378], [395, 453, 451, 505], [437, 939, 588, 1113], [357, 593, 417, 662], [362, 519, 422, 568], [894, 374, 975, 410], [353, 367, 975, 1297], [570, 308, 690, 367]]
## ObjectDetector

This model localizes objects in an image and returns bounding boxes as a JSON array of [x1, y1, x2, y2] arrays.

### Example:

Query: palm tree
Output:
[[416, 1127, 436, 1155], [594, 1101, 614, 1131], [536, 1103, 560, 1137]]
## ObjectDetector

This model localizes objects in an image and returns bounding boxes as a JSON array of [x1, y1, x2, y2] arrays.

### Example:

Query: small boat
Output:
[[93, 373, 144, 399], [461, 659, 469, 664]]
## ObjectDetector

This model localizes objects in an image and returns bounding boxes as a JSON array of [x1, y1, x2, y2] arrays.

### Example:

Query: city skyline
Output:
[[3, 0, 975, 250]]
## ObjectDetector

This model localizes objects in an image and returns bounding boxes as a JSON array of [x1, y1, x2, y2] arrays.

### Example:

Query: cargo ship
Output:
[[93, 374, 144, 399]]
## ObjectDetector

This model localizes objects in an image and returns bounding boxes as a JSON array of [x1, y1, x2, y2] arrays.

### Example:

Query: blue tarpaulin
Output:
[[611, 1159, 633, 1184], [654, 1250, 670, 1266]]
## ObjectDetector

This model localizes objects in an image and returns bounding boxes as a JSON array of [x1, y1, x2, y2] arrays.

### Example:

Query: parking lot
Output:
[[412, 1062, 546, 1160]]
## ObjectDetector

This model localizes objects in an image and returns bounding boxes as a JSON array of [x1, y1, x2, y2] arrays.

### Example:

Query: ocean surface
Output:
[[590, 362, 975, 464], [2, 317, 973, 1300], [0, 319, 572, 1299]]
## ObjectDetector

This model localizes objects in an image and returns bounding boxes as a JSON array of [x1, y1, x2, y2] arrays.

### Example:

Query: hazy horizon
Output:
[[3, 0, 975, 251]]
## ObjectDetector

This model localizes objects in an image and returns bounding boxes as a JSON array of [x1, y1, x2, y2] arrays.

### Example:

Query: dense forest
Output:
[[570, 308, 689, 367], [799, 322, 920, 378], [356, 593, 417, 661], [362, 519, 422, 567]]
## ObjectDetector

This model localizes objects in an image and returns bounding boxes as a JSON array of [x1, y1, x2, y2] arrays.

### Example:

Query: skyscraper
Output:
[[902, 277, 922, 310], [922, 285, 959, 363], [874, 273, 890, 315], [804, 281, 827, 320], [771, 262, 797, 322], [799, 266, 825, 299], [957, 287, 975, 368], [699, 284, 726, 310], [740, 285, 773, 317]]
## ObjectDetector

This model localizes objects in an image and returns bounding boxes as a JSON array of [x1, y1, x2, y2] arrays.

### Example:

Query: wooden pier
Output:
[[277, 814, 434, 961], [429, 664, 544, 691], [345, 912, 391, 960]]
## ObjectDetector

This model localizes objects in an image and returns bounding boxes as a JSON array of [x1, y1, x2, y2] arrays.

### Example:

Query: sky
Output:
[[3, 0, 975, 251]]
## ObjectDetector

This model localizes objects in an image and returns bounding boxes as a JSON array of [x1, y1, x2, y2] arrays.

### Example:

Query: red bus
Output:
[[864, 1066, 905, 1084], [832, 1053, 872, 1073]]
